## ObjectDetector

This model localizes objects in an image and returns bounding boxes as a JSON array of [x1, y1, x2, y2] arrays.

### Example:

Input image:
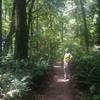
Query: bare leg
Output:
[[64, 67, 67, 79], [63, 62, 68, 79]]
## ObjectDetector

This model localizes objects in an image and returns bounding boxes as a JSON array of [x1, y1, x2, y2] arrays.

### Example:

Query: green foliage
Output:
[[32, 59, 51, 93], [74, 51, 100, 92], [0, 58, 52, 100], [57, 36, 86, 60], [0, 59, 33, 100], [93, 95, 100, 100], [1, 0, 100, 99], [30, 32, 60, 63]]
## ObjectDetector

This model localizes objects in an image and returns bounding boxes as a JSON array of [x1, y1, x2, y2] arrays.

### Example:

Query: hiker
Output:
[[63, 48, 72, 79]]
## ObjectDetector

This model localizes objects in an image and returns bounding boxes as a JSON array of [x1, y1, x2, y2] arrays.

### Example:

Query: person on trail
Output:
[[63, 48, 72, 79]]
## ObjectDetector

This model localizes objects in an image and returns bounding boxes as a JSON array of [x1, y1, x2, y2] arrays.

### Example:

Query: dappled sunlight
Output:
[[56, 78, 69, 83], [42, 61, 75, 100], [1, 0, 98, 99], [53, 65, 62, 68]]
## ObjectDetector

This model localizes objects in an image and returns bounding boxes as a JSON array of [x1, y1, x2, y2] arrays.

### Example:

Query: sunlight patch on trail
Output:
[[56, 78, 69, 82], [53, 65, 62, 68]]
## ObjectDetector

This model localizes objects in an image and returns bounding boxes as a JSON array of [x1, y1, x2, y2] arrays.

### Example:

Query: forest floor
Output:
[[35, 61, 77, 100]]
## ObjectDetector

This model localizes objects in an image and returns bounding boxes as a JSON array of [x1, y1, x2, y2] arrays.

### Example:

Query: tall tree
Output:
[[3, 0, 15, 56], [14, 0, 28, 59], [80, 0, 89, 52], [96, 0, 100, 45], [27, 0, 35, 34], [0, 0, 2, 59]]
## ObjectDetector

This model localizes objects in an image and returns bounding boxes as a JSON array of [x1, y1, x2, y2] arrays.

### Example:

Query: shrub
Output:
[[0, 59, 33, 100], [32, 59, 52, 93], [74, 51, 100, 90], [0, 57, 51, 100]]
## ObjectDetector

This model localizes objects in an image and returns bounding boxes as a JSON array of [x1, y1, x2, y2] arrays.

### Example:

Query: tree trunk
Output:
[[0, 0, 2, 59], [28, 0, 35, 34], [74, 0, 81, 37], [61, 21, 64, 42], [96, 0, 100, 45], [3, 0, 15, 56], [14, 0, 28, 60], [80, 0, 89, 52]]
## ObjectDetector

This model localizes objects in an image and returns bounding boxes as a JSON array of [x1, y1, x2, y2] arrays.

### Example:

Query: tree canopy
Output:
[[0, 0, 100, 100]]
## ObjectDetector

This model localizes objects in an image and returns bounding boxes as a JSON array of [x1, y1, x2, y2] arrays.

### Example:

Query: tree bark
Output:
[[28, 0, 35, 34], [14, 0, 28, 60], [61, 21, 64, 42], [80, 0, 89, 52], [96, 0, 100, 45], [0, 0, 2, 59], [3, 0, 15, 56]]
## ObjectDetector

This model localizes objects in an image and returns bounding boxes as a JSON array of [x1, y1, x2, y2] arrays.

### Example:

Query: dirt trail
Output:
[[39, 61, 76, 100]]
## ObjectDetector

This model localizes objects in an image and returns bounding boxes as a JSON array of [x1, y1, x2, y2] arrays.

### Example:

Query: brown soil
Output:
[[35, 61, 76, 100]]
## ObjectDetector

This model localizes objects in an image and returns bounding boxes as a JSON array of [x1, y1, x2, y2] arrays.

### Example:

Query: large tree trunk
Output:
[[14, 0, 28, 60], [0, 0, 2, 59], [96, 0, 100, 45]]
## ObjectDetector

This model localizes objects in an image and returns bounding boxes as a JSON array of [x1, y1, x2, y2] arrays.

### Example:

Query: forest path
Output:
[[36, 61, 76, 100]]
